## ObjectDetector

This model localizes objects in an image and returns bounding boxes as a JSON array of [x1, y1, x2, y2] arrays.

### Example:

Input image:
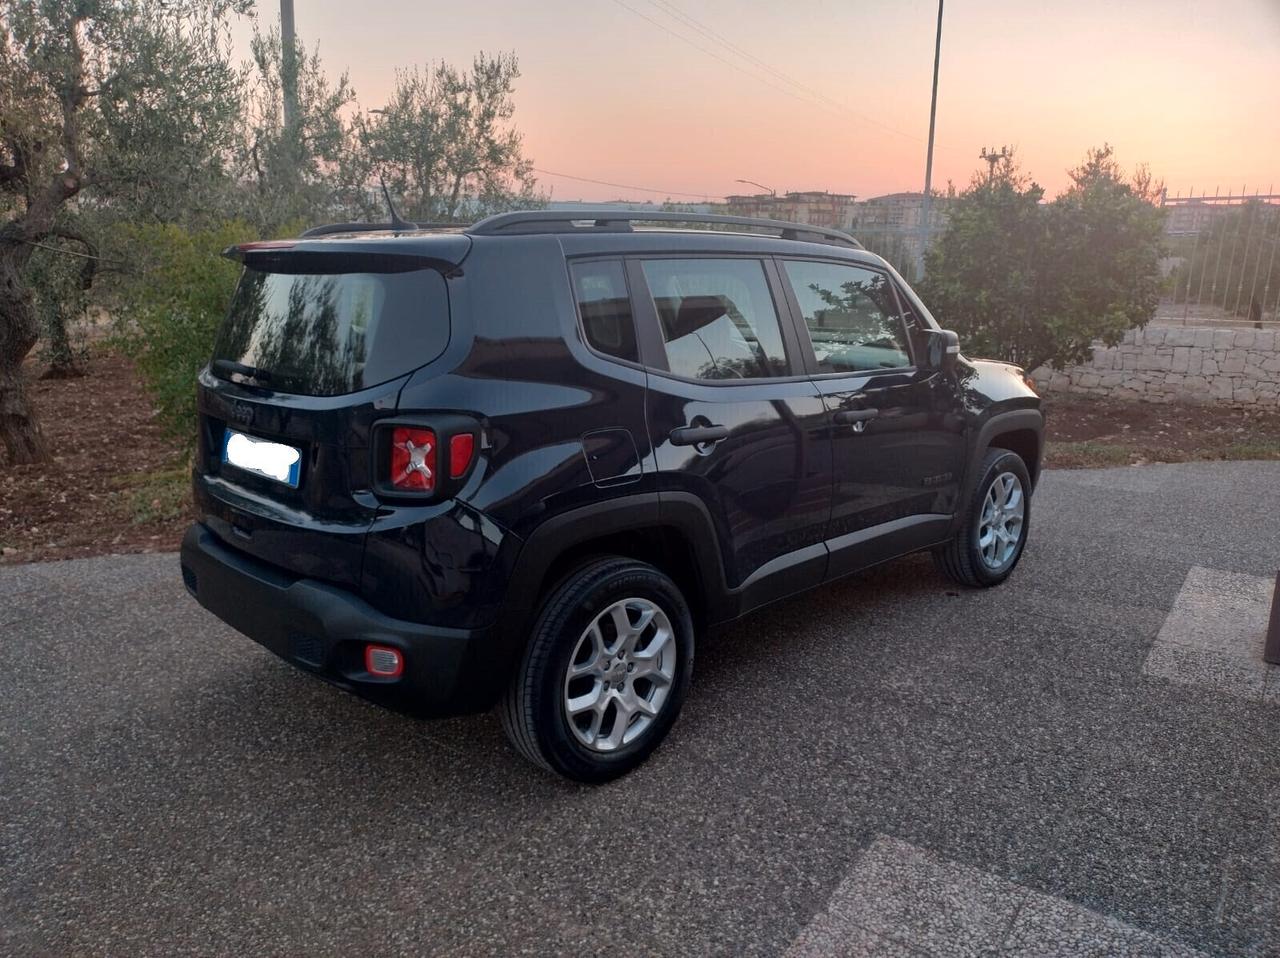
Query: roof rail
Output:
[[466, 209, 863, 249], [298, 221, 465, 238]]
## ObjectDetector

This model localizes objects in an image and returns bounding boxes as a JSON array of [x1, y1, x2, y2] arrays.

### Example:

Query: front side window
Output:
[[571, 260, 638, 363], [782, 260, 912, 373], [641, 258, 788, 380]]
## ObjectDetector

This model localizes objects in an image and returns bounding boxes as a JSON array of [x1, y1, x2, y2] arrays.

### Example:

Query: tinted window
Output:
[[213, 267, 449, 396], [782, 260, 911, 373], [641, 258, 788, 380], [571, 261, 638, 363]]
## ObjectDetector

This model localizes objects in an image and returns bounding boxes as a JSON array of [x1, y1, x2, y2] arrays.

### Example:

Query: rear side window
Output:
[[571, 261, 638, 363], [641, 258, 788, 380], [782, 260, 911, 373], [213, 267, 449, 396]]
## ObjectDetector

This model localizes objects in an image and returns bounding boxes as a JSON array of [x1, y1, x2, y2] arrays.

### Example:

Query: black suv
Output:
[[180, 210, 1042, 782]]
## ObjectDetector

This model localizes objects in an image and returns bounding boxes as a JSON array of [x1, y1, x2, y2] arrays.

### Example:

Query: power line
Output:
[[532, 167, 722, 199], [612, 0, 945, 149], [644, 0, 921, 143], [606, 0, 856, 127]]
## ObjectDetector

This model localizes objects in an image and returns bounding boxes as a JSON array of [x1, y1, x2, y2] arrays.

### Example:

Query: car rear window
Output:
[[212, 266, 449, 396]]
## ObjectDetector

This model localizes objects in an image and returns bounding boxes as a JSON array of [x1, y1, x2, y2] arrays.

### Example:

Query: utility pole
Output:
[[979, 146, 1011, 185], [280, 0, 299, 132], [918, 0, 944, 279]]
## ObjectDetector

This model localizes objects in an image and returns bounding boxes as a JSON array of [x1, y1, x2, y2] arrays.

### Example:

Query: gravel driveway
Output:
[[4, 461, 1279, 956]]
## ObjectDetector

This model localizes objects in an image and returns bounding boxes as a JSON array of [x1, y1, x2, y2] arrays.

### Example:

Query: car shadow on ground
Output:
[[170, 550, 954, 799]]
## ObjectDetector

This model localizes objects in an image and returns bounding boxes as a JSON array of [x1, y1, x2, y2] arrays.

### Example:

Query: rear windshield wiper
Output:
[[212, 359, 272, 383]]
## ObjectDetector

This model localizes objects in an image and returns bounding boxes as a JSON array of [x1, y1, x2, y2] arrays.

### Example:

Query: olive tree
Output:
[[356, 52, 541, 223], [0, 0, 245, 463], [237, 25, 357, 232]]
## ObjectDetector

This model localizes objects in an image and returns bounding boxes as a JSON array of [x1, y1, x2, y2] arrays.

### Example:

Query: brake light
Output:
[[449, 433, 475, 479], [390, 427, 436, 491]]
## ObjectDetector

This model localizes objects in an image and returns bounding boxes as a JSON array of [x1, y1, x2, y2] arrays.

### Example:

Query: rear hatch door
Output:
[[193, 236, 467, 588]]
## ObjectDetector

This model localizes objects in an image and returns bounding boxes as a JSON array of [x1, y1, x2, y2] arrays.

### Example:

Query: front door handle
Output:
[[833, 408, 879, 425], [670, 424, 729, 446]]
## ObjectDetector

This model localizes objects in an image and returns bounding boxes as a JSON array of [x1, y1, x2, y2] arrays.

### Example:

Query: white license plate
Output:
[[222, 429, 302, 488]]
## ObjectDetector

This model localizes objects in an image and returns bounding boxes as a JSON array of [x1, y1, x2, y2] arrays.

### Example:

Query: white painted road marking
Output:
[[1142, 566, 1278, 704], [786, 836, 1207, 957]]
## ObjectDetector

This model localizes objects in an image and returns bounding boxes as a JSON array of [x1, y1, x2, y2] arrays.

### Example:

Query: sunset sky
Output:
[[237, 0, 1280, 202]]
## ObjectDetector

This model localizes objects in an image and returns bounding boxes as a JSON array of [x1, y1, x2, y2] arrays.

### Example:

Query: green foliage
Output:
[[357, 52, 543, 222], [1045, 440, 1138, 469], [237, 26, 358, 232], [0, 0, 249, 225], [114, 467, 191, 524], [114, 221, 255, 442], [919, 146, 1166, 372]]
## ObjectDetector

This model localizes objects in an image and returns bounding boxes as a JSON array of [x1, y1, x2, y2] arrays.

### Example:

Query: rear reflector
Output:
[[390, 427, 436, 491], [365, 645, 404, 678], [449, 433, 475, 479]]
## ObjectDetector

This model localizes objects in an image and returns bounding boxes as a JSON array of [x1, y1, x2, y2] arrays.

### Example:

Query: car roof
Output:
[[275, 217, 891, 271]]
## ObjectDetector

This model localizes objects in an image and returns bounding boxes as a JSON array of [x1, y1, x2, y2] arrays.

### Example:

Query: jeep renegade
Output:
[[180, 209, 1043, 782]]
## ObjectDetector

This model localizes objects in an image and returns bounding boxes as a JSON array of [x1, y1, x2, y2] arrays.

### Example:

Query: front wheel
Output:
[[500, 557, 694, 783], [933, 448, 1032, 588]]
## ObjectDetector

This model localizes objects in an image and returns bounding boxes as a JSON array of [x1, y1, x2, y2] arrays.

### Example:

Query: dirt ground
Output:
[[1042, 391, 1280, 468], [1, 349, 191, 565], [3, 351, 1280, 565]]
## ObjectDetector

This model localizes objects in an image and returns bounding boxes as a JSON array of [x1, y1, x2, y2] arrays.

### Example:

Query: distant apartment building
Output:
[[544, 199, 717, 214], [1160, 191, 1280, 235], [723, 191, 860, 230], [859, 192, 956, 233], [1162, 197, 1223, 235]]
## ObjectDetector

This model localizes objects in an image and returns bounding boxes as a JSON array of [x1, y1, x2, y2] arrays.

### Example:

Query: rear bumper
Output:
[[180, 523, 502, 717]]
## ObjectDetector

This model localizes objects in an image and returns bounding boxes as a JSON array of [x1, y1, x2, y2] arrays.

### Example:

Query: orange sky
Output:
[[236, 0, 1280, 201]]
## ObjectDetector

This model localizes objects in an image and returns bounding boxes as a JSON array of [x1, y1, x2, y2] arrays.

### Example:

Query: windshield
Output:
[[212, 266, 449, 396]]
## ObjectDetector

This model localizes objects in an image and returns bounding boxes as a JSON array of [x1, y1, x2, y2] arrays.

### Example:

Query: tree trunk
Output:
[[0, 252, 47, 464], [37, 228, 96, 381], [39, 310, 83, 380]]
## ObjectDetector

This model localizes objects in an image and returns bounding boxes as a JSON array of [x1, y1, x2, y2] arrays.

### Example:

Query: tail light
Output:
[[375, 418, 478, 498], [449, 433, 475, 478], [390, 427, 436, 491]]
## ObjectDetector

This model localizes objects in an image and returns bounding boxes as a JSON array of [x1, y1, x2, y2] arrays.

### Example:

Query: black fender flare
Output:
[[493, 491, 730, 659], [969, 408, 1044, 490]]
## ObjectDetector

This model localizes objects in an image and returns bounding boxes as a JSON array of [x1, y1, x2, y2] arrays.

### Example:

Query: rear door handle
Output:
[[669, 424, 729, 446], [833, 408, 879, 425]]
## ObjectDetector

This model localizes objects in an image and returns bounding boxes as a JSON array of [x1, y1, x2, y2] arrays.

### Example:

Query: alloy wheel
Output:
[[563, 597, 677, 753], [977, 471, 1025, 570]]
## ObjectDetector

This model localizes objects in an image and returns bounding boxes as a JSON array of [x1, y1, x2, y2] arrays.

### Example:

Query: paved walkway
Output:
[[3, 461, 1280, 956]]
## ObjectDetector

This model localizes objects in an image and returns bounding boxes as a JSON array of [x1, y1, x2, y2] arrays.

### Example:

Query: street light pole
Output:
[[918, 0, 944, 279], [735, 178, 776, 197]]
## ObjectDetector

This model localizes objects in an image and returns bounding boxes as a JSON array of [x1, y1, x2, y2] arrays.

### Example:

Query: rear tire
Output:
[[933, 448, 1031, 588], [500, 557, 694, 783]]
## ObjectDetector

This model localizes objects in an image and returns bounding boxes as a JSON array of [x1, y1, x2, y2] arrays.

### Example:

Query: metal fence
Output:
[[1157, 188, 1280, 327], [847, 188, 1280, 328]]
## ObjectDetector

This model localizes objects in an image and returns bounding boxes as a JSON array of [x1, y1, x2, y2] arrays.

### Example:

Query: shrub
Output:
[[114, 221, 256, 444], [919, 146, 1165, 373]]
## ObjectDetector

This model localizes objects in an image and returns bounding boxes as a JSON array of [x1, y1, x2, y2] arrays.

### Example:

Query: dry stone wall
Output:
[[1032, 326, 1280, 407]]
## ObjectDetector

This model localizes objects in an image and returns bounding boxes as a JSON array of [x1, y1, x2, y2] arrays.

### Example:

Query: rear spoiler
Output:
[[222, 237, 471, 275]]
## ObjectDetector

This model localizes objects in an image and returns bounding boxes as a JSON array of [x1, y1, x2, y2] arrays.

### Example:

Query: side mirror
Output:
[[924, 328, 961, 368]]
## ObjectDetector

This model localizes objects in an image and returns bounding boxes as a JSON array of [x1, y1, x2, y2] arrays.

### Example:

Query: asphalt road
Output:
[[3, 461, 1280, 957]]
